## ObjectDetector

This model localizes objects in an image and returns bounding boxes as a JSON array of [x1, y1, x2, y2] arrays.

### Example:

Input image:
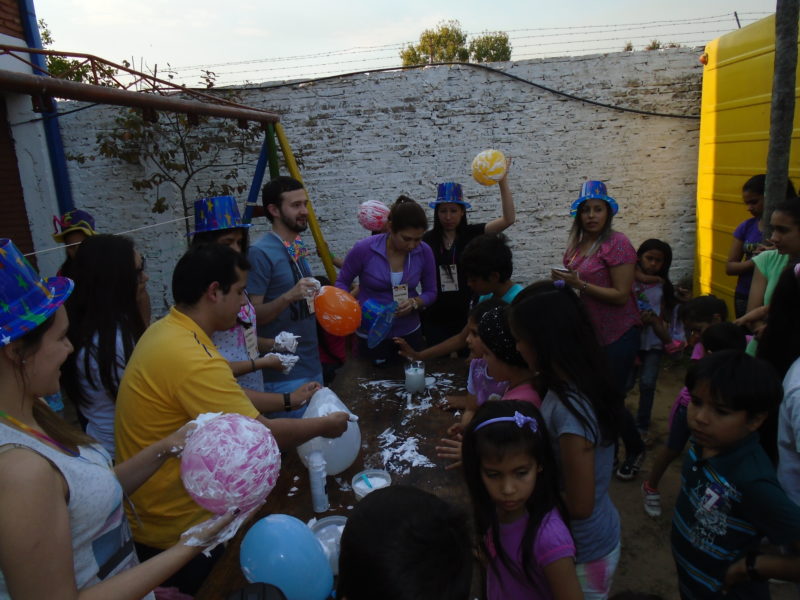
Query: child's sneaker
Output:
[[641, 481, 662, 517], [615, 450, 645, 481]]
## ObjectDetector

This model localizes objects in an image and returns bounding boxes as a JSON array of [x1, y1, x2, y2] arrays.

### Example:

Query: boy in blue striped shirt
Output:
[[671, 350, 800, 599]]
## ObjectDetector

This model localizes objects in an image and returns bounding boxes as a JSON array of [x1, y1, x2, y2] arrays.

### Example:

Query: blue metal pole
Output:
[[242, 132, 270, 224], [18, 0, 74, 215]]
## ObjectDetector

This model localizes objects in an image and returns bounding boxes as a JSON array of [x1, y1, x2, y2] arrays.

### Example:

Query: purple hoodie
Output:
[[335, 233, 437, 338]]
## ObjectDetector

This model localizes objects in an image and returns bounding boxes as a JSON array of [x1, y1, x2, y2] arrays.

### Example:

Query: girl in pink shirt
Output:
[[462, 401, 581, 600], [437, 299, 510, 470]]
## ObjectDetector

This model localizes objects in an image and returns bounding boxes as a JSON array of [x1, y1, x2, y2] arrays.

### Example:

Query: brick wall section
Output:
[[57, 49, 702, 316], [0, 0, 24, 39]]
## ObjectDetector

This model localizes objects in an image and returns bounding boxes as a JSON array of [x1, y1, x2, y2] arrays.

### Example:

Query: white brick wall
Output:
[[56, 48, 702, 316]]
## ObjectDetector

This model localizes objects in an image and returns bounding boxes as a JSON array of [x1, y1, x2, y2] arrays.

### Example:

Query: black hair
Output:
[[772, 195, 800, 227], [429, 202, 469, 249], [468, 297, 507, 325], [462, 401, 566, 589], [757, 262, 800, 378], [478, 305, 528, 369], [191, 227, 250, 256], [742, 174, 797, 199], [336, 485, 472, 600], [678, 294, 728, 324], [685, 350, 782, 417], [700, 322, 746, 354], [636, 238, 676, 313], [609, 593, 664, 600], [388, 196, 427, 232], [261, 176, 304, 223], [172, 244, 250, 306], [509, 280, 554, 305], [461, 232, 513, 283], [508, 283, 620, 443], [743, 174, 766, 196], [61, 234, 146, 411], [58, 255, 75, 279]]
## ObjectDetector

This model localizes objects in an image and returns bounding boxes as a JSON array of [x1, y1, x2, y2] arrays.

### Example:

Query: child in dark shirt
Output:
[[671, 350, 800, 599]]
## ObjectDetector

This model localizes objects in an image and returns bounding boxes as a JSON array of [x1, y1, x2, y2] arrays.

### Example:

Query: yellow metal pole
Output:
[[274, 122, 337, 283]]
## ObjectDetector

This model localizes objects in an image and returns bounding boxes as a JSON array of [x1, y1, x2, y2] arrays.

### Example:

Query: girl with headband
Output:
[[462, 400, 581, 600]]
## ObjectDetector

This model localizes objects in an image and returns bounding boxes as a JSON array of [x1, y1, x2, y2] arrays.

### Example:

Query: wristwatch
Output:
[[746, 550, 765, 581], [283, 392, 292, 412]]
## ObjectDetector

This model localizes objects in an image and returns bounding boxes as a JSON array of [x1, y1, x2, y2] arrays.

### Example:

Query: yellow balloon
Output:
[[471, 149, 507, 186]]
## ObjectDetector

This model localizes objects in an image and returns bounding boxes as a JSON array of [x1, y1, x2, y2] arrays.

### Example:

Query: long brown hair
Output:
[[566, 200, 615, 257]]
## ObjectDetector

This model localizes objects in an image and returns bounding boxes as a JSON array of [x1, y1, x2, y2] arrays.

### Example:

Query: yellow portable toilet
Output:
[[695, 13, 799, 317]]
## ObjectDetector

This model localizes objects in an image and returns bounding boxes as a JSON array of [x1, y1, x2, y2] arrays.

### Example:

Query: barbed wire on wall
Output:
[[161, 12, 769, 87]]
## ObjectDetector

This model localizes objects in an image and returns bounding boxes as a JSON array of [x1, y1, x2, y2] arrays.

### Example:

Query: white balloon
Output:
[[297, 388, 361, 475]]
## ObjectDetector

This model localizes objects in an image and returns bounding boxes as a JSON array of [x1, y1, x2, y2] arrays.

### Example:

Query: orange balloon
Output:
[[314, 286, 362, 336]]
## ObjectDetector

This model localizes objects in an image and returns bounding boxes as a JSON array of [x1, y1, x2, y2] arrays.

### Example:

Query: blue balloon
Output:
[[240, 514, 333, 600]]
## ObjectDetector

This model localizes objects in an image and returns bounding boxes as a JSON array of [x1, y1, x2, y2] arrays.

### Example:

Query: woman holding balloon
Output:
[[335, 197, 437, 364], [0, 238, 234, 599], [422, 152, 516, 346]]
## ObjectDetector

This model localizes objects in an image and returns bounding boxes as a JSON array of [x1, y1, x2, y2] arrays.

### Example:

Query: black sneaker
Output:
[[615, 451, 645, 481]]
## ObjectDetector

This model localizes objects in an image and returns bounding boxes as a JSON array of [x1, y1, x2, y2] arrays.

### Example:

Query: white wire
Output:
[[24, 214, 191, 257]]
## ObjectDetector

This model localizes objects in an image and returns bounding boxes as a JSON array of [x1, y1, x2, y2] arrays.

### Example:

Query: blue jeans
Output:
[[605, 326, 644, 458], [635, 349, 663, 432]]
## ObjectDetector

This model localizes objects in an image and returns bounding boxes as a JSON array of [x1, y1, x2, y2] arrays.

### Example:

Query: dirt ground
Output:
[[611, 357, 796, 600]]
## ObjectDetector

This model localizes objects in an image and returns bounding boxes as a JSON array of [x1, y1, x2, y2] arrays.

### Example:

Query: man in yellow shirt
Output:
[[115, 244, 348, 594]]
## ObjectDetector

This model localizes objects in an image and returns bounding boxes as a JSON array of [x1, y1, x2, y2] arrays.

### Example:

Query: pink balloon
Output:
[[357, 200, 390, 232], [180, 414, 281, 514]]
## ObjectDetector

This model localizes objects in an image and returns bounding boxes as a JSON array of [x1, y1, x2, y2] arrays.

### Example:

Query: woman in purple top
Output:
[[336, 197, 437, 364], [726, 174, 797, 318], [551, 181, 645, 481]]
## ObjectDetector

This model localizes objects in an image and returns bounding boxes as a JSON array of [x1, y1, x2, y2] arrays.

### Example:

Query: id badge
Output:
[[439, 264, 459, 292], [392, 284, 409, 303], [243, 322, 258, 359]]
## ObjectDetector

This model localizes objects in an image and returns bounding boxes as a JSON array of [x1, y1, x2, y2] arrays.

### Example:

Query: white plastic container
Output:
[[351, 469, 391, 500], [309, 515, 347, 576]]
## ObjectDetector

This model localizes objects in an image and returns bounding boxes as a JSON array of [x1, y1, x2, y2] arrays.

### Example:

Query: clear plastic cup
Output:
[[404, 360, 425, 393]]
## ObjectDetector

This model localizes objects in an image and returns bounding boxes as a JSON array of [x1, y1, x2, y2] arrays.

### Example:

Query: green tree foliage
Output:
[[38, 19, 119, 85], [400, 20, 512, 66], [469, 31, 512, 63], [401, 20, 469, 65], [96, 102, 261, 235]]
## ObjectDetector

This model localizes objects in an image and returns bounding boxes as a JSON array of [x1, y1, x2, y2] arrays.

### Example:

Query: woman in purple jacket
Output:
[[336, 197, 437, 365]]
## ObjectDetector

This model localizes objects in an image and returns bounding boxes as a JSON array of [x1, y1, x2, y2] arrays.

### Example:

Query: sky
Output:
[[33, 0, 774, 87]]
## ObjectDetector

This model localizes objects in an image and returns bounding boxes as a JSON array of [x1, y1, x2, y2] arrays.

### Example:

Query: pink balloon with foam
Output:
[[357, 200, 390, 232], [180, 413, 281, 514]]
